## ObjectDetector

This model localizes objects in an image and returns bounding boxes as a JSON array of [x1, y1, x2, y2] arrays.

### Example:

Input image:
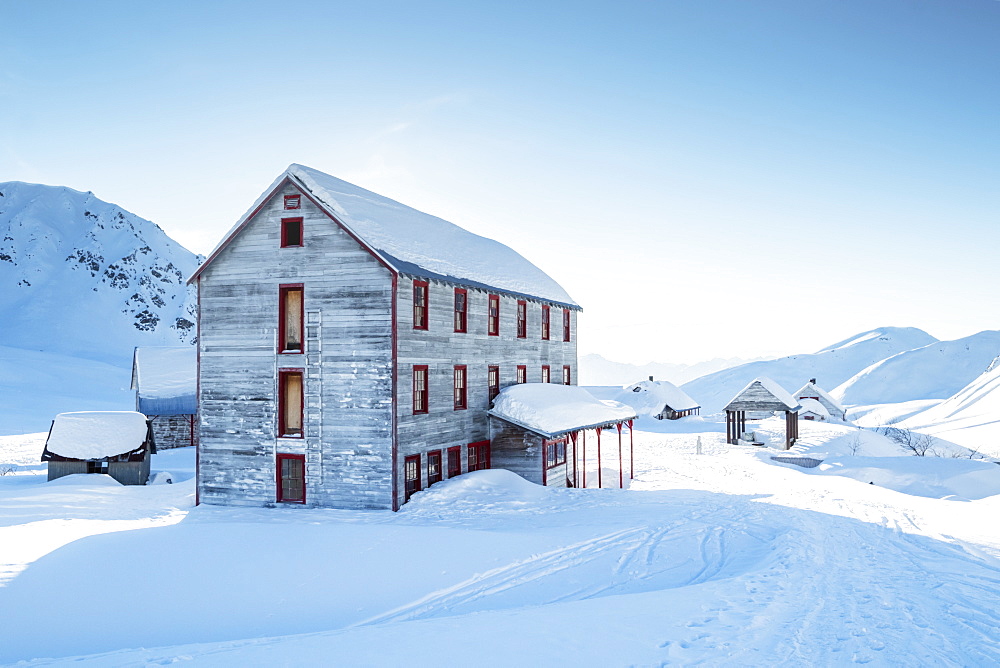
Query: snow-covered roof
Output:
[[190, 164, 578, 308], [622, 379, 700, 412], [726, 377, 800, 411], [44, 411, 150, 460], [131, 347, 197, 415], [798, 398, 830, 417], [489, 384, 636, 438], [795, 382, 845, 412]]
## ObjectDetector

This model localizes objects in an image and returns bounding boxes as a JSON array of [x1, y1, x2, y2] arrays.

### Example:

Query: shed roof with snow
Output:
[[131, 346, 197, 415], [724, 377, 801, 412], [41, 411, 154, 461], [797, 398, 830, 418], [794, 381, 846, 413], [188, 164, 578, 308], [621, 379, 700, 413], [489, 384, 636, 438]]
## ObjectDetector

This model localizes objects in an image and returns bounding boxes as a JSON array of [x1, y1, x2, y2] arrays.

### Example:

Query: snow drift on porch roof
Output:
[[489, 384, 636, 438]]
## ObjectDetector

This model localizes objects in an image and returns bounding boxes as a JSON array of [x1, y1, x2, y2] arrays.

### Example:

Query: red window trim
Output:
[[404, 454, 421, 501], [541, 365, 551, 384], [488, 294, 500, 336], [488, 365, 500, 402], [427, 449, 443, 486], [516, 364, 527, 384], [280, 217, 303, 248], [447, 446, 462, 478], [277, 368, 304, 439], [278, 284, 305, 355], [413, 280, 429, 330], [563, 365, 571, 386], [541, 305, 550, 340], [468, 440, 491, 472], [413, 365, 429, 414], [276, 453, 306, 503], [543, 436, 568, 469], [454, 288, 468, 333], [563, 308, 571, 342], [283, 194, 301, 210], [454, 365, 467, 410], [516, 300, 527, 338]]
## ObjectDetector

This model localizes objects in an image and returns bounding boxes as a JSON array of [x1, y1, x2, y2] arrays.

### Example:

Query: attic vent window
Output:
[[284, 195, 301, 210]]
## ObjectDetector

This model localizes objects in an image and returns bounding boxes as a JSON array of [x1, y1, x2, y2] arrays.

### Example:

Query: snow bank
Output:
[[45, 412, 148, 460], [491, 384, 636, 436], [813, 456, 1000, 501], [404, 469, 550, 511]]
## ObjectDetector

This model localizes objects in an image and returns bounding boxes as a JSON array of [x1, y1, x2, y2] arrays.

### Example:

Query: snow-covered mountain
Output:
[[579, 353, 763, 387], [680, 327, 939, 413], [0, 182, 199, 364], [831, 331, 1000, 406]]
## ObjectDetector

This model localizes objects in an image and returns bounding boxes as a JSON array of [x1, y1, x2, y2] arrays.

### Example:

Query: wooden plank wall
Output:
[[725, 381, 794, 412]]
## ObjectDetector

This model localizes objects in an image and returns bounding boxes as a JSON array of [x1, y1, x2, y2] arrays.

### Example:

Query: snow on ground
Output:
[[2, 420, 1000, 666]]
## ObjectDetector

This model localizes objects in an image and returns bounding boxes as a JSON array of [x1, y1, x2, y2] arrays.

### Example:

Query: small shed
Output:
[[798, 398, 830, 421], [724, 377, 800, 450], [41, 411, 157, 485], [489, 384, 637, 488], [794, 380, 847, 422], [131, 346, 197, 449], [622, 378, 700, 420]]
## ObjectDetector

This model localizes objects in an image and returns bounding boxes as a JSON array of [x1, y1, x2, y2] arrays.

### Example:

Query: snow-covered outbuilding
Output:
[[489, 384, 637, 488], [188, 164, 580, 509], [795, 380, 847, 422], [797, 398, 830, 421], [131, 346, 198, 449], [41, 411, 156, 485], [723, 378, 800, 450], [622, 378, 700, 420]]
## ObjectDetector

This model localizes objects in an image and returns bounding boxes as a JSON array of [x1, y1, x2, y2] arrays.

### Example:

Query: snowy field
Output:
[[2, 419, 1000, 666]]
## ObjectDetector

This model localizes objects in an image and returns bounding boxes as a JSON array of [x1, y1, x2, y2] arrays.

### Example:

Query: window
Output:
[[563, 309, 571, 342], [488, 294, 500, 336], [488, 365, 500, 402], [563, 365, 571, 386], [516, 365, 527, 384], [404, 454, 421, 501], [412, 365, 428, 414], [278, 369, 304, 437], [276, 453, 306, 503], [468, 441, 490, 472], [283, 194, 301, 210], [541, 365, 550, 384], [544, 437, 567, 468], [454, 288, 467, 333], [447, 446, 461, 478], [427, 450, 442, 486], [541, 305, 550, 340], [454, 365, 467, 410], [281, 217, 303, 247], [279, 285, 304, 353], [413, 280, 429, 330], [87, 460, 109, 474], [516, 300, 527, 338]]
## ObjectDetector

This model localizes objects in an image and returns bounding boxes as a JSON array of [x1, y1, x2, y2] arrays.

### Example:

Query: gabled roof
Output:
[[724, 377, 800, 412], [798, 398, 830, 417], [131, 347, 197, 415], [42, 411, 153, 461], [489, 384, 636, 438], [794, 381, 846, 413], [622, 379, 700, 412], [189, 164, 579, 308]]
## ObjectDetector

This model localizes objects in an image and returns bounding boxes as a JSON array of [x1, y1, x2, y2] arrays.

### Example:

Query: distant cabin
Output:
[[798, 398, 830, 421], [794, 380, 847, 422], [131, 347, 198, 449], [188, 164, 580, 510], [723, 377, 800, 450], [41, 411, 156, 485], [489, 384, 636, 488], [624, 379, 700, 420]]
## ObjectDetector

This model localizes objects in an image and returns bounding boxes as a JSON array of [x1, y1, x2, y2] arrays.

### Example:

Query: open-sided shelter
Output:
[[41, 411, 156, 485], [132, 346, 197, 449], [724, 378, 800, 449]]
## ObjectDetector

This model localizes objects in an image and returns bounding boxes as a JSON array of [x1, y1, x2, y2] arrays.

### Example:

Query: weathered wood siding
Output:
[[46, 457, 150, 485], [198, 182, 395, 510], [47, 461, 87, 481], [150, 415, 198, 449], [488, 418, 576, 487], [396, 277, 578, 498]]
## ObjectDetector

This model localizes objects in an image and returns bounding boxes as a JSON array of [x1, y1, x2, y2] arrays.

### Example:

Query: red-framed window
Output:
[[488, 365, 500, 402], [276, 453, 306, 503], [412, 365, 428, 414], [544, 437, 567, 468], [278, 369, 304, 438], [488, 294, 500, 336], [468, 441, 490, 472], [278, 284, 304, 353], [541, 365, 551, 384], [563, 309, 571, 342], [454, 365, 467, 410], [516, 300, 527, 338], [283, 194, 301, 210], [404, 454, 421, 501], [427, 450, 443, 486], [413, 280, 429, 330], [280, 217, 303, 248], [516, 365, 527, 384], [563, 365, 571, 386], [447, 446, 461, 478], [454, 288, 467, 333], [541, 305, 550, 340]]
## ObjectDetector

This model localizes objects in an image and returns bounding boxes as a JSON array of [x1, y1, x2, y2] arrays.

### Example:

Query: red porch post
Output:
[[582, 429, 586, 489], [597, 427, 603, 488], [629, 419, 634, 479], [617, 422, 623, 488]]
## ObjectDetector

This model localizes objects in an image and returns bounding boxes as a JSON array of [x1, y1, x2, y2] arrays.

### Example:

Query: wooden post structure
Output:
[[570, 432, 578, 488], [581, 429, 586, 489], [629, 419, 634, 480], [596, 427, 602, 488], [617, 423, 623, 488]]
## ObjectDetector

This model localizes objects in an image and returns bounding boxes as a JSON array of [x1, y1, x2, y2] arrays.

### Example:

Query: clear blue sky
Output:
[[3, 1, 998, 363]]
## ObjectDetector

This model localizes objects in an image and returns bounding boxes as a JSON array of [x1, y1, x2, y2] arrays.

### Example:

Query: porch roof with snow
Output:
[[724, 377, 801, 412], [188, 164, 578, 308], [131, 347, 197, 415], [489, 384, 637, 439], [41, 411, 154, 462]]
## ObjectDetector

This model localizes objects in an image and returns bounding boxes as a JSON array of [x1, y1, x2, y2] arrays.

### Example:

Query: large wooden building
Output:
[[189, 164, 580, 510]]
